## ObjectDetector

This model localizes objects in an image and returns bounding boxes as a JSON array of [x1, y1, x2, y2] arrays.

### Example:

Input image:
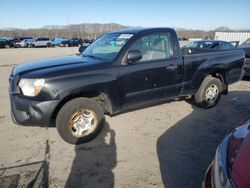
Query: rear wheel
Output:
[[5, 44, 10, 48], [56, 97, 105, 144], [194, 76, 223, 108]]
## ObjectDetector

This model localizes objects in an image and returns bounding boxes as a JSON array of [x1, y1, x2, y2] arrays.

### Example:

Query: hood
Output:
[[229, 118, 250, 187], [12, 55, 106, 77]]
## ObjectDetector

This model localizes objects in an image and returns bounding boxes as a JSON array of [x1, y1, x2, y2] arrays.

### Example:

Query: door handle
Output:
[[166, 64, 178, 70]]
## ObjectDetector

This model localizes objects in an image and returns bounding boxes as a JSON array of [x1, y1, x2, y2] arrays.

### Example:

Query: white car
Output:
[[31, 38, 52, 47], [16, 39, 34, 48]]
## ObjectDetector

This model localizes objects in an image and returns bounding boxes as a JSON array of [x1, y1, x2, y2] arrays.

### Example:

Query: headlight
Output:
[[18, 78, 45, 97]]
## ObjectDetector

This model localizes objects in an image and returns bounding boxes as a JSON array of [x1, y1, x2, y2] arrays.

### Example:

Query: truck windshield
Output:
[[242, 38, 250, 45], [82, 33, 133, 61]]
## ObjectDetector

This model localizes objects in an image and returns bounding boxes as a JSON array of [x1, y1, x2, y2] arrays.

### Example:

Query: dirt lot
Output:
[[0, 48, 249, 188]]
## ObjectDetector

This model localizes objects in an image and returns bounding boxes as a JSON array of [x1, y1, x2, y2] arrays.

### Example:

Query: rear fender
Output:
[[189, 60, 229, 94]]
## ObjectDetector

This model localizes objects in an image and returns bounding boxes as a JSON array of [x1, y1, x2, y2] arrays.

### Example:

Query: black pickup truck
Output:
[[9, 28, 245, 144]]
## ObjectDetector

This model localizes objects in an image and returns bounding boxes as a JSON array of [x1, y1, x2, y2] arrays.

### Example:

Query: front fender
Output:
[[40, 74, 121, 112]]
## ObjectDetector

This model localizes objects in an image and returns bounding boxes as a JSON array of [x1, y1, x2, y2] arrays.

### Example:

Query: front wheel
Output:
[[56, 97, 105, 144], [194, 76, 223, 108]]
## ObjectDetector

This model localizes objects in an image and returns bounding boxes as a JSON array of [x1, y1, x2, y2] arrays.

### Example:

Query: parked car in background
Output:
[[61, 38, 83, 47], [179, 37, 190, 47], [12, 37, 33, 43], [0, 38, 15, 48], [30, 37, 52, 47], [1, 37, 12, 40], [15, 39, 34, 48], [83, 38, 95, 44], [240, 38, 250, 46], [238, 38, 250, 77], [9, 28, 245, 144], [203, 117, 250, 188], [182, 40, 239, 54], [178, 37, 189, 41], [11, 37, 33, 47], [51, 38, 67, 47]]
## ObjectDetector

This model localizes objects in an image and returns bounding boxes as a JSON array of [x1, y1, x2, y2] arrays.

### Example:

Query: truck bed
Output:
[[180, 49, 245, 95]]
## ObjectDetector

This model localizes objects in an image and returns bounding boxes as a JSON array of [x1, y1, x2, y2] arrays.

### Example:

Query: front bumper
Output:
[[10, 94, 61, 127]]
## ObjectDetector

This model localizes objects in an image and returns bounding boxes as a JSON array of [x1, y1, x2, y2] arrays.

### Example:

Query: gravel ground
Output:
[[0, 48, 249, 188]]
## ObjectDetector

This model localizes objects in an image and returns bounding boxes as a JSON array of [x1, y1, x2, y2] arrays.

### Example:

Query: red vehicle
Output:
[[203, 118, 250, 188]]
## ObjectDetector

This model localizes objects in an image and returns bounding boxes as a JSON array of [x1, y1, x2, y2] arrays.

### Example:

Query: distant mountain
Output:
[[42, 23, 132, 30], [42, 25, 66, 29], [214, 26, 231, 32], [0, 23, 134, 39], [1, 27, 20, 30]]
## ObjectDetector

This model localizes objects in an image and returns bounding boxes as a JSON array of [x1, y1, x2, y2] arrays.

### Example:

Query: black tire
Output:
[[47, 43, 52, 47], [194, 76, 223, 108], [56, 97, 105, 144]]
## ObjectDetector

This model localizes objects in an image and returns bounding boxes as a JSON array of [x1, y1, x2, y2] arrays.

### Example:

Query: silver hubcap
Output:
[[68, 109, 97, 137], [205, 84, 219, 103]]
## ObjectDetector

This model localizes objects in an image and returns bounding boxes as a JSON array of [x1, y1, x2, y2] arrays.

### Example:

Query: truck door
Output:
[[118, 32, 180, 109]]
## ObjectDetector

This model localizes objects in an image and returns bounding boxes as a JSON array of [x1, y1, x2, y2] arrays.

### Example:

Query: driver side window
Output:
[[128, 33, 171, 63]]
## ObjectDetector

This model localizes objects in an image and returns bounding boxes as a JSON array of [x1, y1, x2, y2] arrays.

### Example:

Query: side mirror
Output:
[[79, 45, 87, 53], [126, 50, 142, 63]]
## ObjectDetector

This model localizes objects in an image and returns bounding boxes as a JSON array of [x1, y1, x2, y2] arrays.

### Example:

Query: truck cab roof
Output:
[[109, 27, 174, 34]]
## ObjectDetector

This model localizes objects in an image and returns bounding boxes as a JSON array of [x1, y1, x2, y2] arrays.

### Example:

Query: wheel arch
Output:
[[207, 71, 228, 94], [50, 89, 113, 127]]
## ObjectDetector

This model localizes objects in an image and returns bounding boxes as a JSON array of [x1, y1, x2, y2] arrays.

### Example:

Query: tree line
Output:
[[0, 23, 128, 39], [176, 29, 215, 39], [1, 23, 248, 40]]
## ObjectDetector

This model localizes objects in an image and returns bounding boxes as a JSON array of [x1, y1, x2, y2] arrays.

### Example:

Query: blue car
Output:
[[51, 38, 67, 47]]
